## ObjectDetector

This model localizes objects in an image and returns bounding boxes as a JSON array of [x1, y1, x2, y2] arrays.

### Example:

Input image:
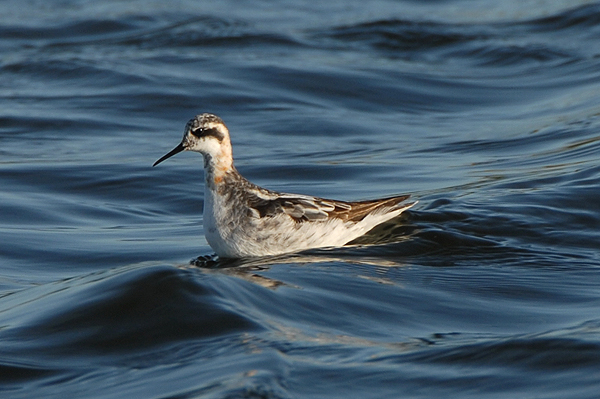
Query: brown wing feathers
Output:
[[248, 192, 412, 223], [329, 194, 412, 222]]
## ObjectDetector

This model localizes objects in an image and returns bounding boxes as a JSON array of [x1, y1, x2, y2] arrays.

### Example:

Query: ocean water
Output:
[[2, 0, 600, 397]]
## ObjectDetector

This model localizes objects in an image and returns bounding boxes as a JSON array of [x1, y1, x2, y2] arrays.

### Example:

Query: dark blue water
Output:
[[2, 1, 600, 397]]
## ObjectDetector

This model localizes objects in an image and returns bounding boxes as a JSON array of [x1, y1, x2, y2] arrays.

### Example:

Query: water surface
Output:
[[1, 0, 600, 398]]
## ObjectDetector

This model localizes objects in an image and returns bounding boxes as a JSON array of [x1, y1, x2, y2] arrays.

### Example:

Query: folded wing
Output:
[[248, 192, 413, 223]]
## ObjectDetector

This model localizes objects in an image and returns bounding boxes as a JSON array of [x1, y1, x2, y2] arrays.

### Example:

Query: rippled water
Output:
[[2, 1, 600, 397]]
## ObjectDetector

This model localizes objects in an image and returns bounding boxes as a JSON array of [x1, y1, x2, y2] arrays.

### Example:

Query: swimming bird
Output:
[[153, 113, 416, 258]]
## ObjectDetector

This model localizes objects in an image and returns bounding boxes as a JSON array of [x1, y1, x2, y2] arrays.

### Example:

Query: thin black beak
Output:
[[153, 142, 186, 167]]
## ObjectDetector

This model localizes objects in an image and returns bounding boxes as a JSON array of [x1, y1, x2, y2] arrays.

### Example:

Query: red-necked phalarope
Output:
[[154, 113, 416, 258]]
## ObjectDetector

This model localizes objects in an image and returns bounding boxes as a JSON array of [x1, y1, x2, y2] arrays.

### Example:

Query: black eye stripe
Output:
[[191, 127, 224, 141]]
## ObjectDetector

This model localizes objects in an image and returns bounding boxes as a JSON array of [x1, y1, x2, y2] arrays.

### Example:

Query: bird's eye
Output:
[[190, 127, 224, 141], [190, 128, 204, 138]]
